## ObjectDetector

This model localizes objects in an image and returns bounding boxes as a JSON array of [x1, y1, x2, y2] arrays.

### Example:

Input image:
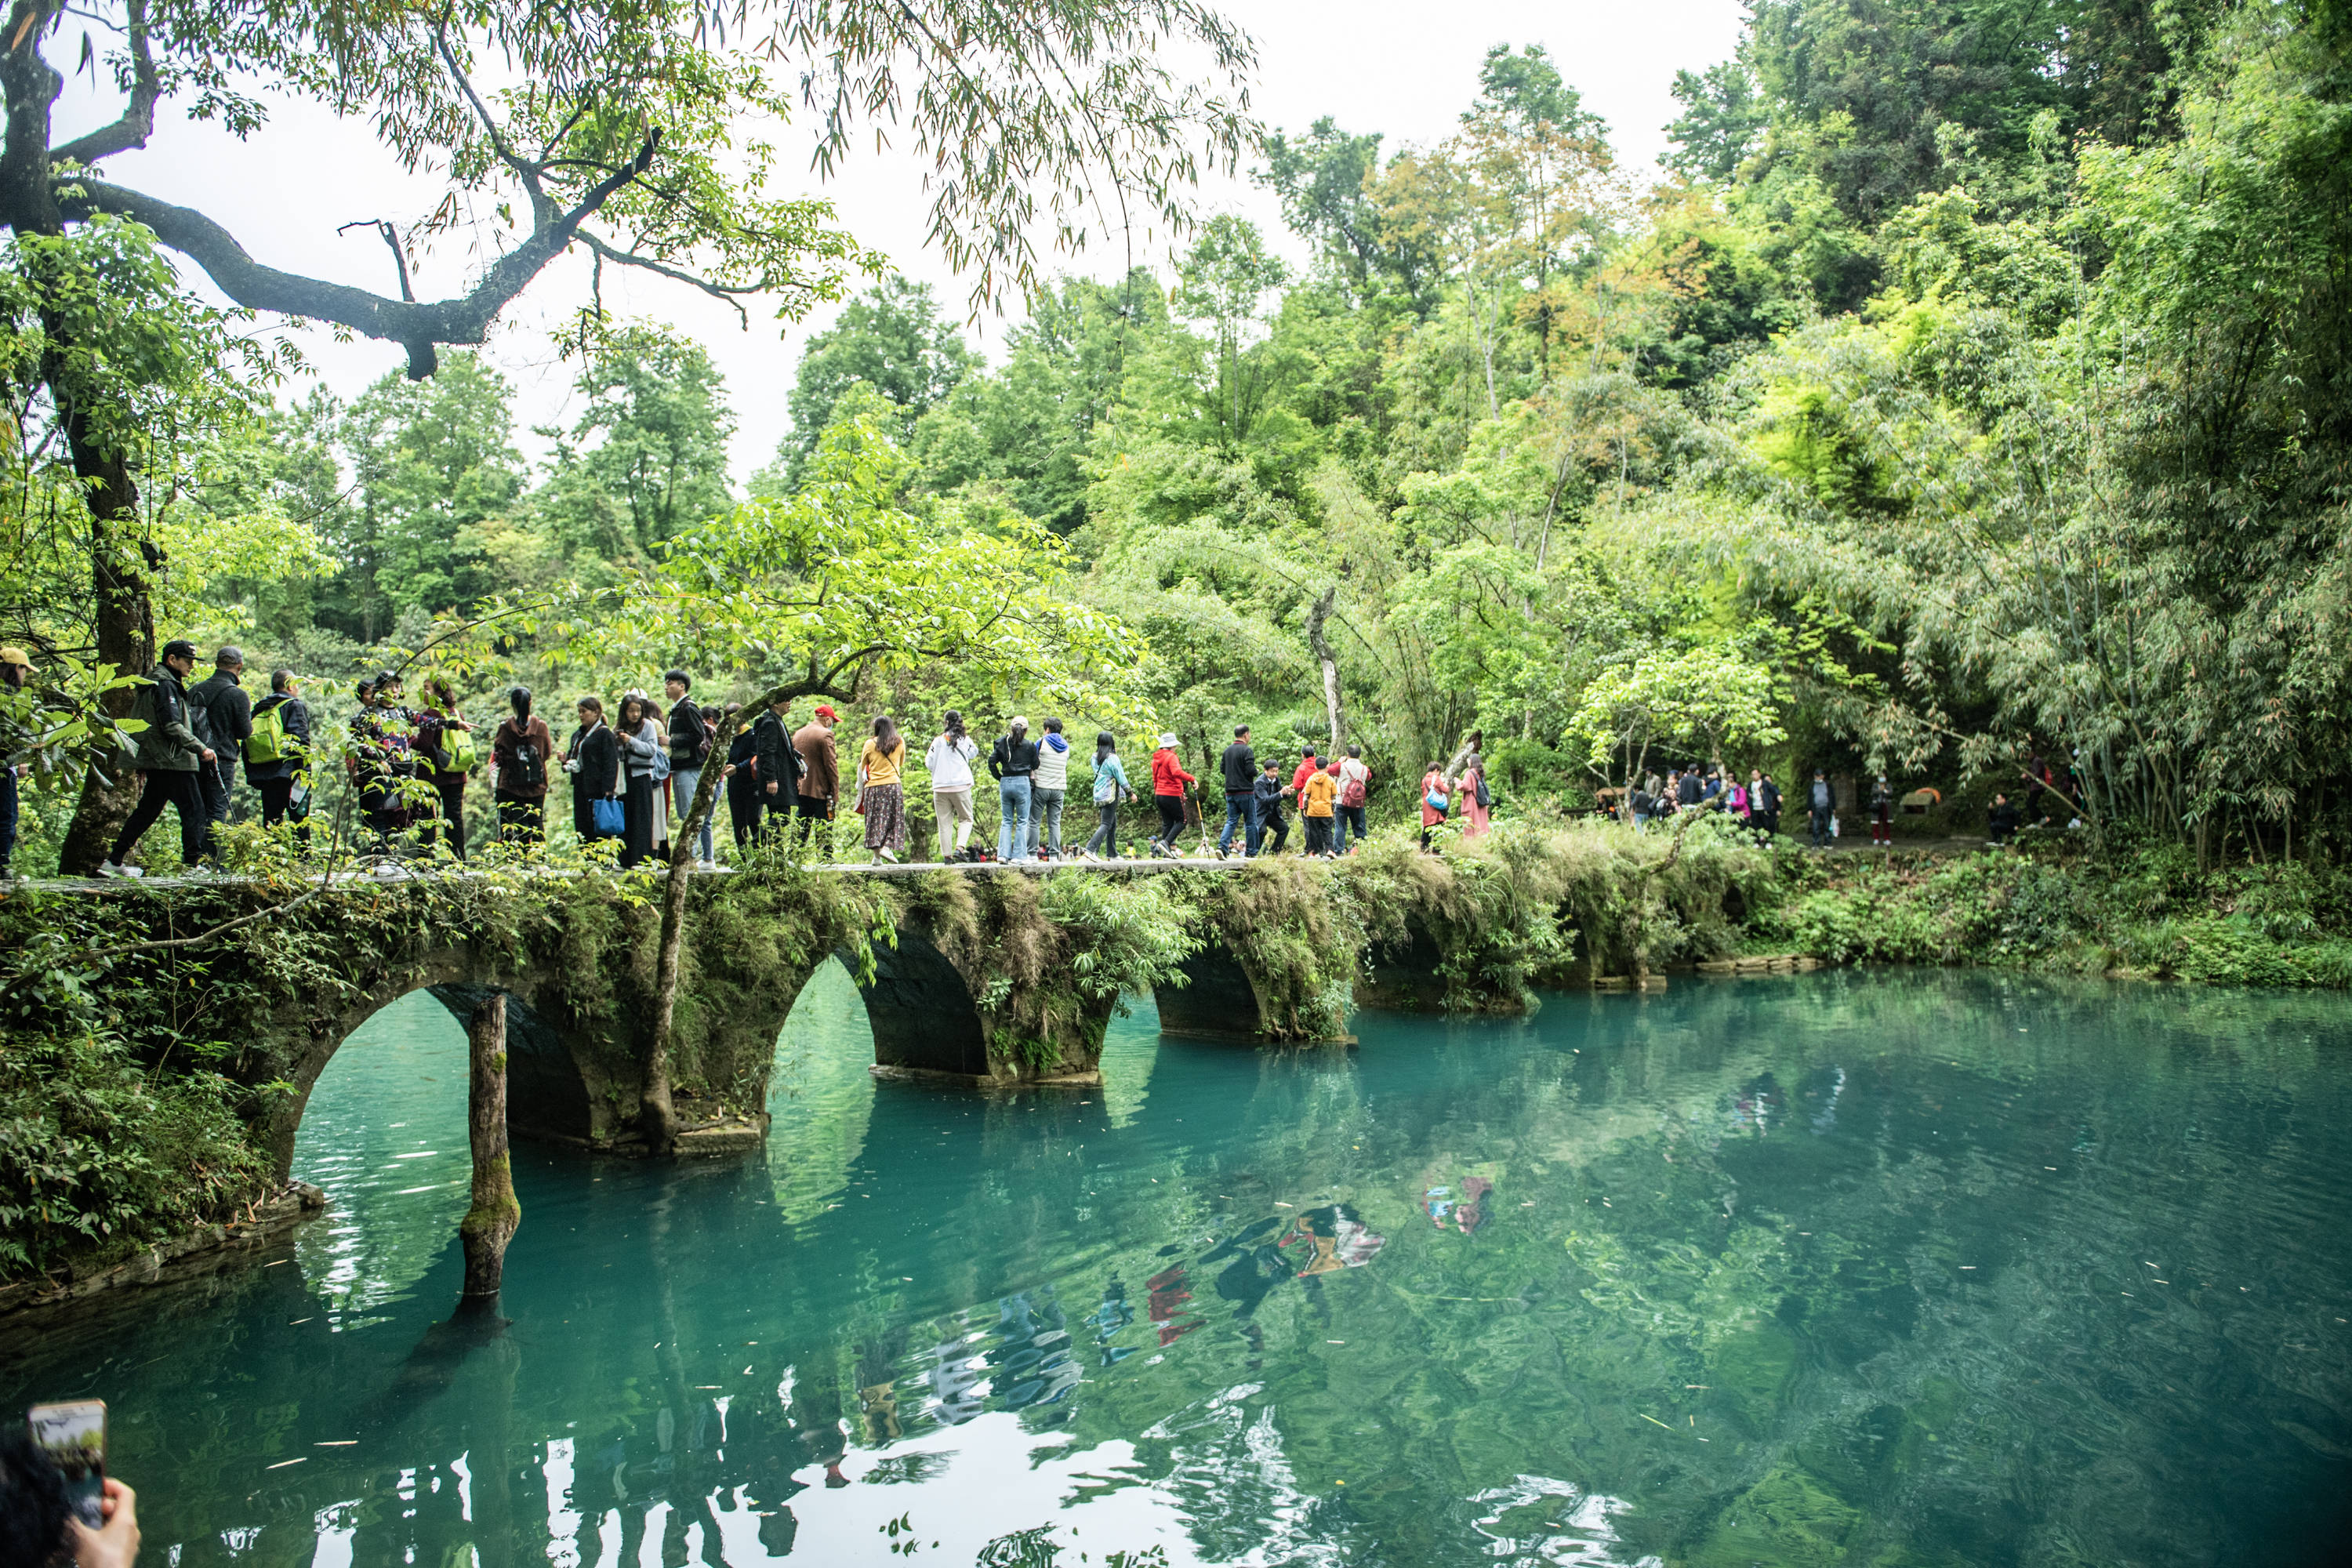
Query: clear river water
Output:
[[5, 969, 2352, 1566]]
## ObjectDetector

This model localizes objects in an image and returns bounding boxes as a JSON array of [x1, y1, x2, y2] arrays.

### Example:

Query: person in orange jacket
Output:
[[1146, 731, 1198, 858]]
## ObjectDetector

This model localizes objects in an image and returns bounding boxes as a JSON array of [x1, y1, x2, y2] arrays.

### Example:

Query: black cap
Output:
[[161, 638, 198, 661]]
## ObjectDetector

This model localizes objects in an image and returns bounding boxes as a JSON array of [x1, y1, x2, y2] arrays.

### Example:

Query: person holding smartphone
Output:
[[5, 1422, 140, 1568]]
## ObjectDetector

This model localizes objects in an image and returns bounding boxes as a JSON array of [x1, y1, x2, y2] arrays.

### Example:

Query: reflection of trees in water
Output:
[[13, 971, 2352, 1566]]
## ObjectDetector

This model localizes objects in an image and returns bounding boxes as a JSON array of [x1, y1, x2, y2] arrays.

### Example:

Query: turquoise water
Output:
[[6, 970, 2352, 1566]]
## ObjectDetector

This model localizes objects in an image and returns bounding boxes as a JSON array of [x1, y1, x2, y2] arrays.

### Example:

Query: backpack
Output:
[[506, 723, 547, 792], [442, 722, 478, 773], [1340, 768, 1367, 808], [245, 699, 290, 765]]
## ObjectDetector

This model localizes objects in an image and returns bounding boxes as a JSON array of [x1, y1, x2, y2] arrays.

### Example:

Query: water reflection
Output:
[[4, 972, 2352, 1566]]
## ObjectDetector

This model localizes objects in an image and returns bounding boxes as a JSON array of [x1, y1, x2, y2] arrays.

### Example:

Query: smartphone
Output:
[[27, 1401, 106, 1528]]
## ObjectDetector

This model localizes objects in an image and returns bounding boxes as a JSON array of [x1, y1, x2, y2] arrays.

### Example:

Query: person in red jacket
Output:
[[1147, 731, 1198, 858]]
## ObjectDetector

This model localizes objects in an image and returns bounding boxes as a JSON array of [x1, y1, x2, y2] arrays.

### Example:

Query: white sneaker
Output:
[[94, 860, 141, 879]]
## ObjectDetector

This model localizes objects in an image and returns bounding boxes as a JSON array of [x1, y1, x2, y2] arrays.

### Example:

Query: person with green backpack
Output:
[[419, 677, 481, 861], [242, 668, 312, 843]]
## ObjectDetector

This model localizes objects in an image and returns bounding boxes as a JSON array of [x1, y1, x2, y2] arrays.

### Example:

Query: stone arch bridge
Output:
[[201, 865, 1458, 1177]]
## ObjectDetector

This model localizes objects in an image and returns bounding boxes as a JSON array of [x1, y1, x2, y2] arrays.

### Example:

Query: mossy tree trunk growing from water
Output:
[[460, 993, 520, 1301]]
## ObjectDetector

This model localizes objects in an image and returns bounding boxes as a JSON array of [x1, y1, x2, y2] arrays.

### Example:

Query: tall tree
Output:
[[774, 277, 974, 485], [331, 354, 524, 639], [537, 326, 735, 574]]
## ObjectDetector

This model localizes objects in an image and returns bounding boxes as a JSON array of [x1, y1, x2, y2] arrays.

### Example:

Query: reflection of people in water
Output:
[[924, 1318, 988, 1425], [1148, 1265, 1203, 1345], [1732, 1073, 1787, 1137], [722, 1392, 810, 1556], [781, 1354, 851, 1489], [991, 1291, 1082, 1409], [855, 1323, 913, 1444], [1423, 1162, 1501, 1234], [1091, 1276, 1138, 1367], [1278, 1204, 1388, 1276]]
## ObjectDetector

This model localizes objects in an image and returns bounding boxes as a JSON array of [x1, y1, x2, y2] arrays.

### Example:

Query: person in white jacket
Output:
[[924, 710, 982, 861], [1028, 717, 1073, 858]]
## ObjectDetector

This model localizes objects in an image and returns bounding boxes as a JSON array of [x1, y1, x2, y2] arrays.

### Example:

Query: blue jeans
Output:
[[997, 775, 1033, 861], [1027, 786, 1066, 855], [1335, 803, 1365, 854], [671, 768, 713, 862], [1221, 792, 1258, 853]]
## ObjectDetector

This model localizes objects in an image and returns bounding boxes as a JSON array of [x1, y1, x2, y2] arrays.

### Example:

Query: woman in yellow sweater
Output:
[[858, 716, 909, 863]]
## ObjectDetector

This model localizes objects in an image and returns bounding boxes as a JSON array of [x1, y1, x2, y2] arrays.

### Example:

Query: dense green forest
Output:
[[5, 0, 2351, 872]]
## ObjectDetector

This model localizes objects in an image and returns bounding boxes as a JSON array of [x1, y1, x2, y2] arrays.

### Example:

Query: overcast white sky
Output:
[[59, 0, 1748, 481]]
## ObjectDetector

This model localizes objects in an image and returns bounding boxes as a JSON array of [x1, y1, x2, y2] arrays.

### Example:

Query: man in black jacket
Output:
[[664, 670, 714, 866], [751, 694, 801, 840], [187, 646, 252, 848], [1808, 770, 1834, 848], [244, 668, 313, 843], [1218, 724, 1258, 857]]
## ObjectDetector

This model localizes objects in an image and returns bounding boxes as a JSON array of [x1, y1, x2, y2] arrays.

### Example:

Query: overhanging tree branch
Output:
[[53, 129, 659, 378]]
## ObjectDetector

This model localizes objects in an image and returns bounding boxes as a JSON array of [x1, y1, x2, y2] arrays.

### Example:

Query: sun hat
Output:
[[0, 647, 28, 667], [1156, 731, 1179, 749]]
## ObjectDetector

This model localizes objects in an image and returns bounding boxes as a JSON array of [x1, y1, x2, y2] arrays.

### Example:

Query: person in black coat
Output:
[[720, 702, 763, 851], [187, 645, 252, 845], [565, 696, 619, 844], [750, 694, 801, 838], [244, 667, 313, 843]]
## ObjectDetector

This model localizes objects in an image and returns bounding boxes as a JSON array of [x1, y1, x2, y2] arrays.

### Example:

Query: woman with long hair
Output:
[[925, 709, 980, 861], [491, 684, 557, 848], [615, 691, 664, 868], [1081, 731, 1133, 860], [858, 714, 909, 863], [564, 696, 618, 848]]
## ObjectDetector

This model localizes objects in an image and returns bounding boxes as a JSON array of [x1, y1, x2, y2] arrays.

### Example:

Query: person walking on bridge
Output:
[[1809, 770, 1834, 848], [1030, 717, 1072, 859], [1334, 745, 1370, 855], [793, 704, 840, 853], [1218, 724, 1258, 857], [564, 696, 619, 850], [752, 693, 804, 841], [858, 715, 909, 863], [989, 716, 1040, 863], [926, 710, 980, 862], [615, 691, 665, 869], [187, 646, 250, 852], [1146, 732, 1196, 857], [1080, 731, 1132, 860], [419, 677, 477, 861], [720, 702, 760, 851], [665, 670, 716, 867], [243, 668, 312, 844], [97, 639, 214, 878], [491, 685, 554, 848]]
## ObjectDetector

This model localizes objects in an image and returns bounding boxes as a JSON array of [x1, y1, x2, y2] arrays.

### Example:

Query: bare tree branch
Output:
[[577, 230, 751, 328], [53, 133, 658, 378], [49, 0, 154, 165]]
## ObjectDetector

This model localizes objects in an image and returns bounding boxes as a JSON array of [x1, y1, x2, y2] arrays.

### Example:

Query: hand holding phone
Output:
[[27, 1401, 105, 1528]]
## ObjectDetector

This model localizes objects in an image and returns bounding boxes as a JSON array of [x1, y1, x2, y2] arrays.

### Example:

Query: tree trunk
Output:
[[640, 693, 789, 1152], [1, 3, 156, 873], [459, 993, 520, 1300], [1305, 586, 1345, 753]]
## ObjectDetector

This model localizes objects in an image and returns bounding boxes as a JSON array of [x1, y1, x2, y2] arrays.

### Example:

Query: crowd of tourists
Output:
[[70, 643, 1521, 877], [56, 642, 2069, 880]]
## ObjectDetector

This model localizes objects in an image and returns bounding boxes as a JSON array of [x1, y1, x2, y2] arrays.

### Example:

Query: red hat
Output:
[[815, 703, 837, 720]]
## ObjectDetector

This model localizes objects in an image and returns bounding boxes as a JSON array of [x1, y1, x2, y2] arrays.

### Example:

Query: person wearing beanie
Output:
[[97, 638, 215, 877]]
